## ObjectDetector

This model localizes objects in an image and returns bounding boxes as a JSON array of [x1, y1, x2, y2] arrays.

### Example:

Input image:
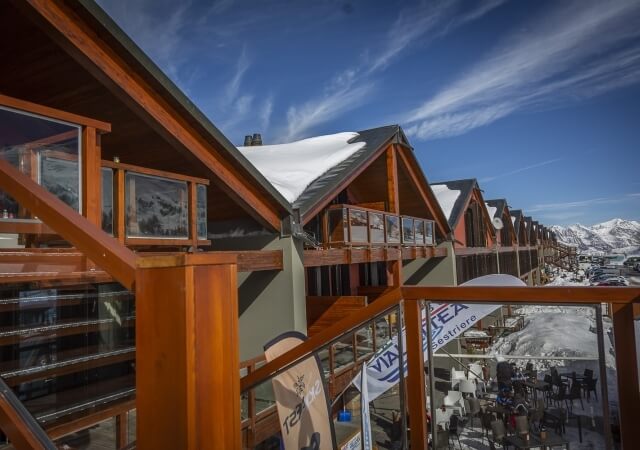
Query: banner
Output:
[[264, 331, 336, 450], [354, 274, 526, 401], [360, 365, 373, 450]]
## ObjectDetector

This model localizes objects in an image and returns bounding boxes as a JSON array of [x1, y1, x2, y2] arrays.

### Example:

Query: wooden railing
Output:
[[323, 204, 435, 248], [240, 285, 640, 449]]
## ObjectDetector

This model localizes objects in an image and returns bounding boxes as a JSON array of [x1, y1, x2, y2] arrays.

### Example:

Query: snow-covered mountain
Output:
[[550, 219, 640, 254]]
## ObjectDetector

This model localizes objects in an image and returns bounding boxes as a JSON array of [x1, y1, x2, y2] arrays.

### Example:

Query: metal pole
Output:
[[496, 241, 501, 274], [425, 301, 438, 449], [595, 305, 613, 450], [396, 304, 408, 450]]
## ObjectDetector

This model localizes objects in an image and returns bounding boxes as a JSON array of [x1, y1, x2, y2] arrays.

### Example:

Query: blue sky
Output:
[[96, 0, 640, 226]]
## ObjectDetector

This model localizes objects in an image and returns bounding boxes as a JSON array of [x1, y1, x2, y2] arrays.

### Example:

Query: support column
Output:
[[81, 127, 101, 225], [611, 302, 640, 449], [404, 300, 427, 449], [136, 254, 240, 450]]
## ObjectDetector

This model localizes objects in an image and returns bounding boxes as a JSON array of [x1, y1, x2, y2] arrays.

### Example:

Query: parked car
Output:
[[596, 280, 628, 286]]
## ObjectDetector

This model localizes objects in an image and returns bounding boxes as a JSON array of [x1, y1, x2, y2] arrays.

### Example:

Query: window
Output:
[[386, 215, 401, 243], [196, 184, 207, 240], [402, 217, 415, 244]]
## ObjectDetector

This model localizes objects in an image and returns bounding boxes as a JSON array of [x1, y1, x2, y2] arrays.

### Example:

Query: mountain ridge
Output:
[[550, 218, 640, 254]]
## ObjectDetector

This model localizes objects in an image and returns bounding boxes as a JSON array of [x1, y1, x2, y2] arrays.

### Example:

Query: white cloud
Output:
[[480, 158, 562, 183], [527, 194, 640, 213], [403, 0, 640, 140]]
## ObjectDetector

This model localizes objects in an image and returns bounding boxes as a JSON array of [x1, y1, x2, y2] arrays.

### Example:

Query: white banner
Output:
[[354, 274, 525, 401], [360, 365, 373, 450]]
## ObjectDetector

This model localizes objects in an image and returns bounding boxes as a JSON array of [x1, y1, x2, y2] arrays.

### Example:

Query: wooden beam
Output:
[[611, 302, 640, 449], [114, 168, 126, 243], [136, 253, 240, 450], [23, 0, 284, 231], [404, 300, 428, 450], [386, 146, 399, 214], [81, 126, 102, 225], [116, 413, 128, 450], [0, 159, 136, 289]]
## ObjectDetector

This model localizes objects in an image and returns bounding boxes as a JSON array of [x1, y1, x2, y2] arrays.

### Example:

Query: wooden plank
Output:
[[386, 146, 399, 214], [0, 219, 55, 235], [0, 270, 113, 286], [125, 237, 211, 248], [25, 0, 284, 231], [82, 126, 102, 225], [0, 92, 111, 131], [0, 390, 54, 450], [306, 296, 367, 337], [404, 300, 427, 450], [46, 400, 135, 440], [611, 302, 640, 450], [454, 246, 494, 256], [136, 258, 240, 450], [0, 159, 136, 289], [102, 160, 210, 185], [116, 413, 128, 450]]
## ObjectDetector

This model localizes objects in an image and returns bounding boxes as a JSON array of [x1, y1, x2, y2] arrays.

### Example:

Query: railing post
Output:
[[404, 300, 428, 449], [81, 126, 101, 225], [611, 302, 640, 449], [136, 254, 240, 450]]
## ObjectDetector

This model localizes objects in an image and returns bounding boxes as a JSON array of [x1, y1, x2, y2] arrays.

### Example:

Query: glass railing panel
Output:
[[349, 209, 368, 243], [196, 184, 207, 240], [101, 167, 114, 234], [332, 333, 355, 371], [328, 208, 347, 244], [368, 212, 385, 243], [355, 323, 374, 360], [425, 220, 434, 245], [125, 172, 188, 239], [414, 219, 425, 245], [402, 217, 415, 245], [385, 215, 401, 244], [0, 106, 81, 220]]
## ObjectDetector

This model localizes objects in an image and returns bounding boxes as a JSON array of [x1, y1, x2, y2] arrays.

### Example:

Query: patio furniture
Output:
[[451, 369, 466, 389], [444, 390, 465, 415], [580, 372, 598, 402], [467, 397, 482, 428], [433, 429, 452, 450], [490, 420, 510, 450], [514, 415, 529, 436], [460, 379, 477, 398], [448, 414, 464, 449], [566, 378, 584, 412], [504, 434, 543, 449], [481, 412, 496, 445]]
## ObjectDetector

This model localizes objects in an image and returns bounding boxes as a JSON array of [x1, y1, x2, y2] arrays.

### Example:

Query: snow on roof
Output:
[[238, 132, 365, 203], [511, 216, 516, 225], [431, 184, 461, 221], [485, 203, 497, 220]]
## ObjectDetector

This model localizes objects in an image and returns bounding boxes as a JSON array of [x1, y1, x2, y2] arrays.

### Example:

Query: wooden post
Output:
[[136, 254, 240, 450], [611, 302, 640, 449], [115, 413, 128, 449], [404, 300, 428, 449], [386, 146, 399, 214], [114, 168, 126, 243], [188, 181, 198, 248], [81, 127, 101, 225]]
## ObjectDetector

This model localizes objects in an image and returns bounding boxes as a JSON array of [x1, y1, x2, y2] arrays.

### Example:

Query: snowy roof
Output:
[[485, 203, 497, 221], [429, 179, 478, 229], [431, 185, 461, 223], [238, 132, 365, 203]]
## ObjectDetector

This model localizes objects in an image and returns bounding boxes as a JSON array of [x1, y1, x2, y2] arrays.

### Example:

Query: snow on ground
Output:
[[238, 132, 365, 203], [431, 185, 461, 222]]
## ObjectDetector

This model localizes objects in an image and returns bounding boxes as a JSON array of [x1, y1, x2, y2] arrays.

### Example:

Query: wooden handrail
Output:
[[0, 93, 111, 132], [102, 160, 210, 186], [0, 159, 136, 289]]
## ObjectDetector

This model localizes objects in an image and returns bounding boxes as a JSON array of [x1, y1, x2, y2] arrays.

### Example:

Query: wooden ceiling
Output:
[[0, 2, 258, 224]]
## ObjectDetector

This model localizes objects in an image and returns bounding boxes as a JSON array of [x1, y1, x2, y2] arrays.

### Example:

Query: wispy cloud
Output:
[[280, 0, 505, 142], [223, 46, 250, 106], [527, 193, 640, 213], [480, 158, 562, 183], [404, 0, 640, 140]]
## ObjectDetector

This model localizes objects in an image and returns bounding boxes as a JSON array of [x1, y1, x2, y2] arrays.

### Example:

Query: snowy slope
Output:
[[550, 218, 640, 254]]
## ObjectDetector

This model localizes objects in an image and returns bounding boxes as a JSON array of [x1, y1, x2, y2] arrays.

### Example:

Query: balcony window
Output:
[[425, 221, 434, 245], [0, 106, 81, 219], [328, 208, 348, 243], [414, 220, 425, 245], [369, 212, 385, 243], [125, 172, 188, 239], [102, 168, 113, 234], [402, 217, 415, 244], [197, 184, 208, 240], [386, 215, 401, 243], [349, 209, 368, 243]]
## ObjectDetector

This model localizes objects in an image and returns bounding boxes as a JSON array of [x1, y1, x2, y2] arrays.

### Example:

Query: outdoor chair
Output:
[[582, 376, 598, 401], [444, 390, 465, 415], [490, 420, 510, 450], [551, 383, 567, 408], [529, 400, 545, 431], [448, 414, 464, 449], [468, 363, 487, 393], [542, 374, 554, 404], [514, 415, 529, 436], [459, 379, 477, 398], [566, 378, 584, 412], [434, 429, 451, 450], [466, 397, 482, 428], [451, 369, 466, 389], [542, 408, 566, 435], [481, 412, 495, 445]]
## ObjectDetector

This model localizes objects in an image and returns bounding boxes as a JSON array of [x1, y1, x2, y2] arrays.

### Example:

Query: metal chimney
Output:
[[252, 133, 262, 146], [243, 135, 253, 146]]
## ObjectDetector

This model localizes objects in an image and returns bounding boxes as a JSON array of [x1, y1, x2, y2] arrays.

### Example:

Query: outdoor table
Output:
[[523, 380, 549, 403], [504, 434, 544, 449]]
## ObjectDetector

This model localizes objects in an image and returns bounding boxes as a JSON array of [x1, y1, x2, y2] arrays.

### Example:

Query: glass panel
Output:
[[125, 172, 188, 239], [0, 106, 81, 218], [386, 215, 401, 243], [402, 217, 415, 244], [101, 168, 113, 234], [328, 208, 347, 243], [414, 219, 425, 245], [368, 212, 385, 243], [196, 184, 207, 240], [332, 333, 355, 371], [349, 209, 368, 243], [425, 221, 434, 245], [355, 324, 374, 359]]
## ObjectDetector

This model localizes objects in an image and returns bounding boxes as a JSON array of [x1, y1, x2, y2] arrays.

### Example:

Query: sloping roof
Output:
[[485, 199, 506, 220], [73, 0, 292, 217], [292, 125, 402, 218], [429, 179, 478, 230]]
